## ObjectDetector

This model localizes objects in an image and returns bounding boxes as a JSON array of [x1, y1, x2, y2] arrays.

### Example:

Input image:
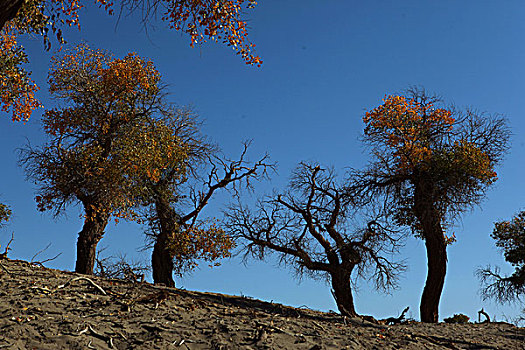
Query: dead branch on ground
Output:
[[0, 232, 14, 259], [57, 276, 107, 295], [383, 306, 409, 325], [478, 308, 491, 323]]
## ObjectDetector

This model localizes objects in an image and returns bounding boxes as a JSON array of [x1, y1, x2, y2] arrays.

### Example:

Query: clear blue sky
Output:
[[1, 0, 525, 322]]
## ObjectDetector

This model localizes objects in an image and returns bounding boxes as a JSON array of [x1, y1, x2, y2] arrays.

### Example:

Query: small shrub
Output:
[[443, 313, 470, 324]]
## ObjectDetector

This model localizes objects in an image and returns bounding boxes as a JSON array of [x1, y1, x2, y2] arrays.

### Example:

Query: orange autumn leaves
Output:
[[0, 24, 40, 122], [164, 0, 261, 66], [364, 95, 455, 171], [363, 95, 497, 185], [0, 0, 114, 122], [169, 220, 235, 274], [1, 0, 260, 122], [28, 45, 234, 272], [37, 46, 186, 220]]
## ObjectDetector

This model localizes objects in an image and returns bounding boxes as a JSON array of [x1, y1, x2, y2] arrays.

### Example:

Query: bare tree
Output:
[[225, 162, 405, 317]]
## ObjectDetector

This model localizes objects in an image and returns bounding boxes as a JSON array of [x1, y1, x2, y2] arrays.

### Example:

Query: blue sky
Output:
[[1, 0, 525, 322]]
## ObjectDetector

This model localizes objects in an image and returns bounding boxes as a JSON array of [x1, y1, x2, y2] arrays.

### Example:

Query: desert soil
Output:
[[0, 258, 523, 349]]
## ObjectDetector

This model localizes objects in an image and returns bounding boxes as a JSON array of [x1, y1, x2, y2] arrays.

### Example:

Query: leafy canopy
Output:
[[22, 44, 189, 223], [360, 90, 509, 236], [478, 211, 525, 303], [1, 0, 261, 121]]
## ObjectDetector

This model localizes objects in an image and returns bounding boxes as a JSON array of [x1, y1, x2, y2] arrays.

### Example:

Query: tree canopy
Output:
[[0, 0, 261, 122], [478, 211, 525, 303]]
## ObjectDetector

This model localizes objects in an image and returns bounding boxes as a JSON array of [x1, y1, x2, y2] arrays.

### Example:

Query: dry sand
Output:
[[0, 258, 523, 349]]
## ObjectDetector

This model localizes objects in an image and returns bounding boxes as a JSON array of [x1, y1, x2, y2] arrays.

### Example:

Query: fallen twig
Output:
[[88, 325, 113, 348], [113, 330, 127, 340], [31, 253, 62, 268], [255, 321, 297, 338], [384, 306, 410, 325], [78, 326, 89, 336], [175, 339, 193, 349], [30, 286, 53, 293], [58, 277, 107, 295], [311, 320, 326, 332], [0, 261, 11, 274]]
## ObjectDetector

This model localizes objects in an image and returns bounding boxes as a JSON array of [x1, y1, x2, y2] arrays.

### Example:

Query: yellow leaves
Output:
[[450, 140, 497, 185], [98, 53, 161, 99]]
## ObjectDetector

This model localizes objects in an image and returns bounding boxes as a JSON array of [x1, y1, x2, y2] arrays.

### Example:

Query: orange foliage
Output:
[[364, 95, 455, 172], [1, 0, 260, 122], [362, 92, 506, 234], [169, 219, 234, 273], [0, 24, 40, 122], [28, 44, 186, 225], [163, 0, 261, 66], [0, 0, 114, 122]]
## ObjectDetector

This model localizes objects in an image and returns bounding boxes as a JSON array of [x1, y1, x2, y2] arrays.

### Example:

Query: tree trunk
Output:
[[420, 230, 447, 323], [152, 229, 176, 287], [0, 0, 24, 31], [330, 270, 357, 317], [151, 195, 178, 287], [75, 204, 109, 274], [414, 179, 447, 323]]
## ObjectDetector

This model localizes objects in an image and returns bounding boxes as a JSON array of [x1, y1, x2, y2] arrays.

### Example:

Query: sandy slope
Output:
[[0, 258, 523, 349]]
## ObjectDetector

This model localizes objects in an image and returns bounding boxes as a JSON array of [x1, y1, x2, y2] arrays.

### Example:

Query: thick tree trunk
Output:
[[152, 229, 175, 287], [0, 0, 23, 30], [330, 270, 357, 317], [420, 232, 447, 323], [414, 179, 447, 323], [75, 204, 109, 274], [151, 195, 178, 287]]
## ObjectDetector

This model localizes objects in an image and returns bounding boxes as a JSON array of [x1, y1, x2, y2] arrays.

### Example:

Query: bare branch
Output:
[[0, 232, 14, 259]]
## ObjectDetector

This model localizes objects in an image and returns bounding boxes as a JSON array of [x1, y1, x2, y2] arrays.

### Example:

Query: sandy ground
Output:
[[0, 258, 523, 349]]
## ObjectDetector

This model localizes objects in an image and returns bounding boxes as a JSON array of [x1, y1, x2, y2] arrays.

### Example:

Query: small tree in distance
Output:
[[478, 211, 525, 304], [353, 87, 510, 322], [226, 162, 406, 317]]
